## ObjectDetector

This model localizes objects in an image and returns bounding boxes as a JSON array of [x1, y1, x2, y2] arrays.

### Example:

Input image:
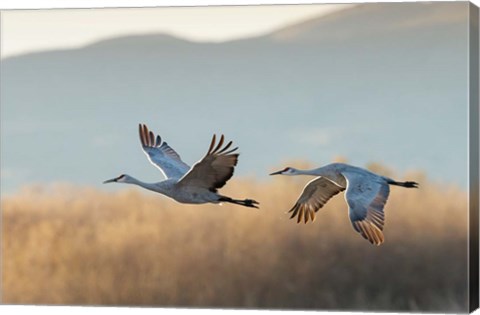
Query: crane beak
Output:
[[269, 170, 283, 176], [103, 178, 117, 184]]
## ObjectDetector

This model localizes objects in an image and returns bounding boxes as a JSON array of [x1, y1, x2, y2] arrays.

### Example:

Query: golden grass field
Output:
[[1, 163, 469, 312]]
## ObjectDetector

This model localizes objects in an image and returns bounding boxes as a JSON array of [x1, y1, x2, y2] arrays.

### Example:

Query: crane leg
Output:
[[218, 196, 260, 208]]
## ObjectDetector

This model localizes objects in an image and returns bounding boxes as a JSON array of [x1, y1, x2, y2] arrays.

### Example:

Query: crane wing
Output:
[[177, 134, 238, 192], [139, 124, 190, 179], [288, 176, 345, 224], [342, 171, 390, 246]]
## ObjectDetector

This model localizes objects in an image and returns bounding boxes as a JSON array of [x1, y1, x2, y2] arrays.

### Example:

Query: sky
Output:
[[1, 0, 472, 193], [1, 3, 351, 59]]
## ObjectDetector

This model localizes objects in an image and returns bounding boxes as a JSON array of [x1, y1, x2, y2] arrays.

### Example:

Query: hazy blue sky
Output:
[[0, 2, 472, 194]]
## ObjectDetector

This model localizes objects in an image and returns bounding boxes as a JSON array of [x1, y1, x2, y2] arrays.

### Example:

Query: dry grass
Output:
[[1, 163, 469, 312]]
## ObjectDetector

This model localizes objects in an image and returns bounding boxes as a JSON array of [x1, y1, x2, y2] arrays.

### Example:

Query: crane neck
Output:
[[294, 165, 346, 188], [294, 168, 325, 176], [125, 176, 168, 194]]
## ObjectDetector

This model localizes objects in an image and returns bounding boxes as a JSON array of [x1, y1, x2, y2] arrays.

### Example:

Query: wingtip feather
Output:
[[212, 134, 225, 153], [217, 140, 233, 154], [149, 131, 155, 146], [139, 124, 144, 146], [142, 124, 149, 146], [353, 221, 384, 246], [208, 134, 216, 154]]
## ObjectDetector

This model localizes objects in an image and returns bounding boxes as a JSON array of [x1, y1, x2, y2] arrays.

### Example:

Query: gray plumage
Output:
[[270, 163, 418, 245], [104, 124, 259, 209]]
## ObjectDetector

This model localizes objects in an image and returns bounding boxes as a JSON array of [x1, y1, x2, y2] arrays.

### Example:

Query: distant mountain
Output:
[[0, 2, 471, 193], [269, 2, 467, 42]]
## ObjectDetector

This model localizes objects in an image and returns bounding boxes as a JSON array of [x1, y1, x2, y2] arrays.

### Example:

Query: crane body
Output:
[[104, 124, 259, 208], [270, 163, 418, 245]]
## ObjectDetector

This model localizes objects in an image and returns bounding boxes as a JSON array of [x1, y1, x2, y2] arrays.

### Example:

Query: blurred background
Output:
[[0, 2, 471, 312]]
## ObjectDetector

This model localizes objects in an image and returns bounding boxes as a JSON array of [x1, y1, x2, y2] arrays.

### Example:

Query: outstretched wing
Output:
[[139, 124, 190, 179], [288, 176, 345, 224], [177, 134, 238, 192], [342, 171, 390, 246]]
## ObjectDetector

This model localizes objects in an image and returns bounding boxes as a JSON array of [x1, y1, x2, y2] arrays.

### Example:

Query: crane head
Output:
[[103, 174, 128, 184], [269, 167, 296, 176]]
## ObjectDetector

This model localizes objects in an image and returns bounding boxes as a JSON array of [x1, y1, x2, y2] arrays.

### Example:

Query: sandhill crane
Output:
[[270, 163, 418, 245], [104, 124, 259, 208]]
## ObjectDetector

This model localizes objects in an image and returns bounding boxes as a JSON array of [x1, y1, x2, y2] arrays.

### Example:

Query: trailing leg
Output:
[[218, 196, 260, 208], [386, 179, 419, 188]]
